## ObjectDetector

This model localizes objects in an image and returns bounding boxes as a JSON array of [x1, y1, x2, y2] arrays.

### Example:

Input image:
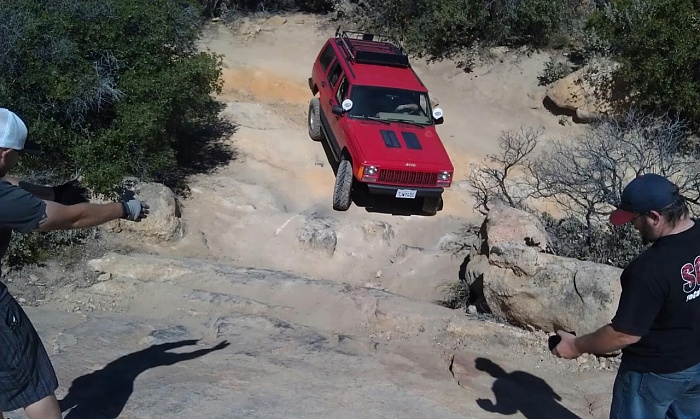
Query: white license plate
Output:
[[396, 189, 417, 199]]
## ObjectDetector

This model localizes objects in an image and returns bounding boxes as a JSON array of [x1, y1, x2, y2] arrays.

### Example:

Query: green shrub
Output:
[[538, 56, 575, 86], [352, 0, 591, 61], [590, 0, 700, 122], [199, 0, 333, 17], [0, 0, 225, 196], [438, 279, 470, 310], [4, 230, 93, 271]]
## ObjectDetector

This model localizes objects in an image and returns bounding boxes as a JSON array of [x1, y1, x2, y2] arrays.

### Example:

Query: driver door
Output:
[[319, 61, 343, 159], [328, 75, 350, 159]]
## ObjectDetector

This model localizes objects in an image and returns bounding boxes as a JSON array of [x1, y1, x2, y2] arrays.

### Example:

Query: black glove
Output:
[[120, 199, 149, 221], [53, 180, 89, 205]]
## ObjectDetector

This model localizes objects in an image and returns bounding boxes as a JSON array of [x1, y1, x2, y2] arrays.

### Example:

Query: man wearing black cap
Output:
[[551, 173, 700, 418], [0, 108, 150, 419]]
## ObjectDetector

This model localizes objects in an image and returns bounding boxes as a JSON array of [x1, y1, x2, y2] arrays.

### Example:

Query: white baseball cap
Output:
[[0, 108, 41, 154]]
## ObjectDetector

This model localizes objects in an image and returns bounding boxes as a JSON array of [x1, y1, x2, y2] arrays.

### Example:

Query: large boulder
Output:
[[103, 182, 183, 242], [296, 215, 337, 257], [486, 204, 549, 252], [481, 256, 622, 334], [545, 60, 627, 123], [467, 205, 622, 334], [483, 204, 550, 277]]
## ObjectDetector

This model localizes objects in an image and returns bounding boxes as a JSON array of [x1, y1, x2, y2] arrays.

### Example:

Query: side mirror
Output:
[[432, 107, 444, 125], [332, 99, 354, 116]]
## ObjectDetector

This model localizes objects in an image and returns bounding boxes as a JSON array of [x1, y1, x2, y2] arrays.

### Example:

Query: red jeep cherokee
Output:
[[307, 30, 454, 214]]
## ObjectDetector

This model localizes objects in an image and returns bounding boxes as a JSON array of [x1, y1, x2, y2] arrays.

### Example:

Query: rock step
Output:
[[48, 252, 543, 355], [17, 307, 476, 419], [25, 255, 607, 418]]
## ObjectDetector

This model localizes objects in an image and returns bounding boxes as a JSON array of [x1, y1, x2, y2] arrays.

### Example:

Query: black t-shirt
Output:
[[0, 180, 47, 303], [611, 221, 700, 373]]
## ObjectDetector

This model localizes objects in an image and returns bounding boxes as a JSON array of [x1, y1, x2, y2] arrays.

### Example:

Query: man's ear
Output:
[[648, 210, 663, 225]]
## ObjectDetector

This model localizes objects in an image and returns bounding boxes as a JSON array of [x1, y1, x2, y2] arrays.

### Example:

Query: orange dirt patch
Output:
[[300, 168, 335, 199], [220, 67, 310, 104]]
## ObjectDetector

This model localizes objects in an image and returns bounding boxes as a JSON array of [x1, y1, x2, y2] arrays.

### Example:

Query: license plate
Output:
[[396, 189, 417, 199]]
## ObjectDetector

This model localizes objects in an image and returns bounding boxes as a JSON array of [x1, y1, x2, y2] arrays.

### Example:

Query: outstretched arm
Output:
[[575, 324, 640, 354], [34, 199, 147, 232], [35, 200, 123, 231], [553, 325, 640, 359]]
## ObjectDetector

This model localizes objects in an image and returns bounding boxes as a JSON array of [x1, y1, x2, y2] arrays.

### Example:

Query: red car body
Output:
[[307, 30, 454, 213]]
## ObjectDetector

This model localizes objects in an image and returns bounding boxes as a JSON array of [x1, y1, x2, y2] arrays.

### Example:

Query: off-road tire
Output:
[[308, 98, 323, 141], [422, 196, 443, 215], [333, 159, 353, 211]]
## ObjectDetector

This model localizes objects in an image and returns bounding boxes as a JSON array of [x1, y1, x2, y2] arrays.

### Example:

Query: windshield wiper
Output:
[[355, 115, 390, 125], [386, 118, 426, 128]]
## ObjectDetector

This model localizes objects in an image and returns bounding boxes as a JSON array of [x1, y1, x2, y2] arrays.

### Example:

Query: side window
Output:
[[319, 44, 335, 71], [419, 95, 429, 115], [328, 62, 343, 88], [336, 77, 349, 104]]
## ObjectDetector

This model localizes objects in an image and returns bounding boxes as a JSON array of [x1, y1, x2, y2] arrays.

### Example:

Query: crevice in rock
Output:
[[447, 353, 463, 387], [573, 270, 585, 306], [524, 236, 541, 247], [479, 218, 490, 257]]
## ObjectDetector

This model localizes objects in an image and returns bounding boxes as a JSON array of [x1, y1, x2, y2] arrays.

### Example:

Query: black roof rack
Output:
[[335, 28, 410, 68]]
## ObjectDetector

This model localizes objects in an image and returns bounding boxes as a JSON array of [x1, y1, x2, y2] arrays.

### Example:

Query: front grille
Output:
[[377, 169, 437, 186]]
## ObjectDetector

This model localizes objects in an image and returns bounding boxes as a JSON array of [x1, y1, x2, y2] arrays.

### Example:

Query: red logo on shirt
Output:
[[680, 256, 700, 294]]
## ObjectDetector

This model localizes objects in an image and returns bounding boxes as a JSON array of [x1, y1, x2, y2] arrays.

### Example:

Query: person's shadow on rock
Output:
[[475, 357, 580, 419], [59, 339, 229, 419]]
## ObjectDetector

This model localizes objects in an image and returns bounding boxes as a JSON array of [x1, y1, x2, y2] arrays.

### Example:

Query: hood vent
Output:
[[380, 129, 401, 148], [401, 132, 422, 150]]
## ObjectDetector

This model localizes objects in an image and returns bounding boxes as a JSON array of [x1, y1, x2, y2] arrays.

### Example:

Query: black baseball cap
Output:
[[609, 173, 679, 225]]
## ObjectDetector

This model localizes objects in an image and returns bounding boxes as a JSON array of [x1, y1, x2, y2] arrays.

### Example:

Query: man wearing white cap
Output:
[[0, 109, 89, 204], [0, 108, 149, 419]]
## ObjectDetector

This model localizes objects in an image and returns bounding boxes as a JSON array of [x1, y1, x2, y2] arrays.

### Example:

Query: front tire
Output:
[[308, 98, 323, 141], [333, 159, 353, 211], [422, 196, 443, 215]]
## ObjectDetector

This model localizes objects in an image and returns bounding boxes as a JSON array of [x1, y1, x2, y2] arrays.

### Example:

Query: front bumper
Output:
[[366, 184, 444, 197]]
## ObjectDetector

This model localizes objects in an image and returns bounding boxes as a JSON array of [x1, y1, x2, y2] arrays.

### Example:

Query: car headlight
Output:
[[438, 171, 452, 181], [359, 165, 379, 182]]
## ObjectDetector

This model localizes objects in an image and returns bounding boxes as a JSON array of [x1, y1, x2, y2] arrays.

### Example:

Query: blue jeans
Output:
[[610, 360, 700, 419]]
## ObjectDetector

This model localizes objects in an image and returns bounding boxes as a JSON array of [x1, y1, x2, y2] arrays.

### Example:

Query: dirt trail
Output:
[[158, 15, 613, 418], [171, 18, 573, 281]]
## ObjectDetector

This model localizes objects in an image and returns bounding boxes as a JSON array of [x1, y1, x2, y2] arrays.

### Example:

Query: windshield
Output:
[[347, 85, 433, 125]]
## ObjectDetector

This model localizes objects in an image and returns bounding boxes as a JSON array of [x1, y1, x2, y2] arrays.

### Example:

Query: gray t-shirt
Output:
[[0, 180, 47, 303]]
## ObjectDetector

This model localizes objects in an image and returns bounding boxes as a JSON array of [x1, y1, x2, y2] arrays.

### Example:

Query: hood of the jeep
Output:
[[348, 121, 453, 168]]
